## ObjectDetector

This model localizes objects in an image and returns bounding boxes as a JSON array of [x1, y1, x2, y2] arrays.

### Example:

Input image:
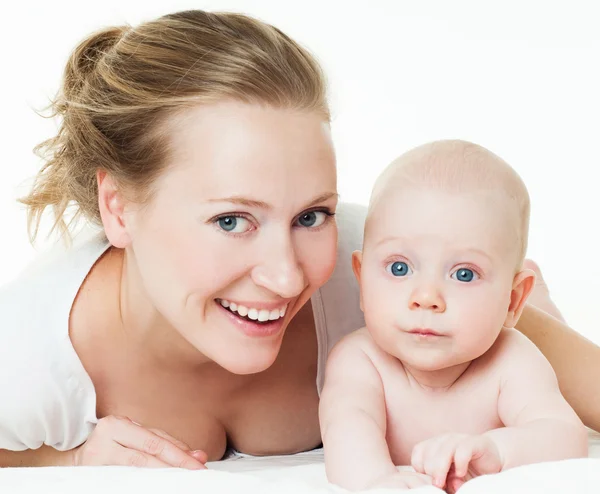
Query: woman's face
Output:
[[122, 101, 338, 374]]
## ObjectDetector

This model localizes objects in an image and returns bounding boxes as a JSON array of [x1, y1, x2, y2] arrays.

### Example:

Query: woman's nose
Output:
[[251, 236, 306, 298]]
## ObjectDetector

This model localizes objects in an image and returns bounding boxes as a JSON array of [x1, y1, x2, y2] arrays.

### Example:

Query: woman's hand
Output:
[[71, 416, 208, 469]]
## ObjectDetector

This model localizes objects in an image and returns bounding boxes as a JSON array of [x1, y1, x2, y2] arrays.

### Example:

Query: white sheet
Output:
[[1, 430, 598, 493]]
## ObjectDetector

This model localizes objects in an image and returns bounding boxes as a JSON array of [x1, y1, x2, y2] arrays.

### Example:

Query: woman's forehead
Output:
[[153, 101, 337, 202]]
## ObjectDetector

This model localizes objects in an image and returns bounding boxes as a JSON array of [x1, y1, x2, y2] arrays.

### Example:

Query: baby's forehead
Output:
[[364, 187, 522, 262], [365, 140, 529, 264]]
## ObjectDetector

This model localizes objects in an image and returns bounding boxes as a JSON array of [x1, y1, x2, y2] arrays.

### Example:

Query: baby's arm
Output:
[[319, 332, 398, 490], [486, 329, 588, 467]]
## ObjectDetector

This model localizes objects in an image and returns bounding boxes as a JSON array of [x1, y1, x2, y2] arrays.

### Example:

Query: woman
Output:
[[0, 9, 597, 468]]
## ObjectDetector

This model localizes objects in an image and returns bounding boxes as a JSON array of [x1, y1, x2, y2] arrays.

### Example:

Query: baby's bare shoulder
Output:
[[495, 328, 543, 356], [330, 327, 380, 357], [483, 328, 551, 376], [326, 327, 401, 376]]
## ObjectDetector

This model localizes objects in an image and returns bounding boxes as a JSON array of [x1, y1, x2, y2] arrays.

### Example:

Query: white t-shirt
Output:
[[0, 203, 366, 452]]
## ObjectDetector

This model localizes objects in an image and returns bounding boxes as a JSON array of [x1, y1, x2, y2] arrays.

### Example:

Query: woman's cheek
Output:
[[300, 228, 338, 288]]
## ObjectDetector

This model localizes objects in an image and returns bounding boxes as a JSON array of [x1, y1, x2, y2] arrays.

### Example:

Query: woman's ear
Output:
[[97, 170, 132, 248], [503, 268, 536, 328]]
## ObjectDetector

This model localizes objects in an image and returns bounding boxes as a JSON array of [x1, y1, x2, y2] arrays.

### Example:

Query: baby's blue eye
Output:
[[452, 268, 478, 282], [296, 211, 327, 228], [388, 261, 411, 277]]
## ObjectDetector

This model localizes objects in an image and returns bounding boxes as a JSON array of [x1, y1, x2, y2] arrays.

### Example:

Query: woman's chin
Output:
[[216, 349, 280, 375]]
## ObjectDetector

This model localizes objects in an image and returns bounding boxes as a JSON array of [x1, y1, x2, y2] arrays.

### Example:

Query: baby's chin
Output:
[[394, 351, 476, 373]]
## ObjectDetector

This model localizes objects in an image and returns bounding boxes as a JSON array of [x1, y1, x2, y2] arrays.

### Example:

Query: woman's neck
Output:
[[110, 247, 216, 372]]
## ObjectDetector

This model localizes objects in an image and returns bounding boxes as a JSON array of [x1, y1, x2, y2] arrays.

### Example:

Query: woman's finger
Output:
[[147, 428, 192, 452], [190, 450, 209, 463], [144, 425, 208, 464], [113, 420, 205, 469], [115, 443, 172, 468]]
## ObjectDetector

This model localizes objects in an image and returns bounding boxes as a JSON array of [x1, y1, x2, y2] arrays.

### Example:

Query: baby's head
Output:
[[353, 139, 535, 374]]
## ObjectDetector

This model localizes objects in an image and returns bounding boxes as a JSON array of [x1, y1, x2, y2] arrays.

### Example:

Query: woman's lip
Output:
[[215, 298, 289, 311], [216, 301, 286, 337]]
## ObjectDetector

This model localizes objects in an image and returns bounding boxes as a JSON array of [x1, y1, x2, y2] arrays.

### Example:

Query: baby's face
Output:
[[357, 186, 521, 372]]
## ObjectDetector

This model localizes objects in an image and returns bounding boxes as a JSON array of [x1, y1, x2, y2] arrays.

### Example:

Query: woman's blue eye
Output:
[[388, 261, 411, 277], [297, 211, 327, 228], [452, 268, 478, 282], [217, 216, 251, 233]]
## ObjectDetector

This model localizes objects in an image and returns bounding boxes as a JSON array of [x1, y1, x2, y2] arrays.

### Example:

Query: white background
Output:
[[1, 1, 598, 342]]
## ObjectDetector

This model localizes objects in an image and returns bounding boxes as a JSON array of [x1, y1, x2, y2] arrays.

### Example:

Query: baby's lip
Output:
[[407, 328, 445, 336]]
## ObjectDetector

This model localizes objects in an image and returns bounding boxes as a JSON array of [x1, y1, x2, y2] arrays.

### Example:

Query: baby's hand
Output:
[[367, 468, 434, 490], [411, 433, 502, 492]]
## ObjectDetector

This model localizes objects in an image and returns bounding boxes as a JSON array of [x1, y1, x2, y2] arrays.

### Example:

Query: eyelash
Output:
[[452, 263, 483, 279], [382, 256, 411, 269], [380, 259, 483, 278], [299, 208, 336, 231], [210, 208, 336, 236]]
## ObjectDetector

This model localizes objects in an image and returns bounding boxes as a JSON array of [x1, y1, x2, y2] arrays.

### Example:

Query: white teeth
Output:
[[219, 300, 289, 322]]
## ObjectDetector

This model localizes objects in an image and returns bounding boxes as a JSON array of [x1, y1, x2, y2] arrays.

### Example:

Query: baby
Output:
[[319, 140, 587, 492]]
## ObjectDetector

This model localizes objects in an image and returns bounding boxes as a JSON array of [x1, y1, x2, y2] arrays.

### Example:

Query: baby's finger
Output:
[[411, 442, 427, 473], [447, 474, 465, 494], [429, 454, 453, 488], [454, 439, 476, 478], [406, 472, 433, 489], [424, 438, 455, 488]]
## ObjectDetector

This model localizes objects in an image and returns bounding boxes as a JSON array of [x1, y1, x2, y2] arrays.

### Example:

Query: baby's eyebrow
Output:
[[457, 248, 494, 264], [374, 236, 403, 248]]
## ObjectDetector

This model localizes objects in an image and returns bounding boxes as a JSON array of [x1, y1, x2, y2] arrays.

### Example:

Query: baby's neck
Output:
[[403, 361, 473, 392]]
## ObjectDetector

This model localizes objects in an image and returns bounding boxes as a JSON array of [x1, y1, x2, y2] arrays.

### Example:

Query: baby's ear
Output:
[[504, 268, 536, 328], [351, 250, 364, 312], [351, 250, 363, 283]]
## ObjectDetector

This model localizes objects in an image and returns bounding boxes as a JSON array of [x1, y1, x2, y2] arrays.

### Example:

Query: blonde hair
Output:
[[20, 10, 329, 242], [368, 140, 531, 266]]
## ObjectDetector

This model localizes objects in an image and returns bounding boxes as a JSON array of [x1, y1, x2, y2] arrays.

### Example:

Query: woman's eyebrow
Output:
[[207, 196, 271, 209], [207, 192, 338, 210]]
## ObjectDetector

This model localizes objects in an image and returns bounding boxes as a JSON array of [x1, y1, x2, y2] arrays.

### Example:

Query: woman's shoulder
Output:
[[334, 202, 367, 252], [313, 202, 366, 391], [318, 202, 366, 328], [0, 228, 110, 309], [0, 228, 106, 451]]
